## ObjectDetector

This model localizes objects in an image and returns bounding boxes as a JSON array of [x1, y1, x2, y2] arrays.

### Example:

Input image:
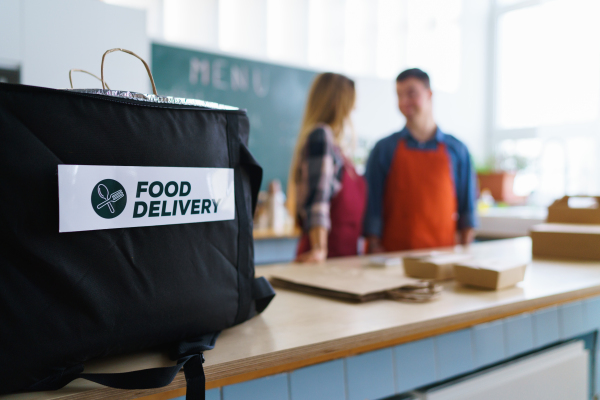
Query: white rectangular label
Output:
[[58, 165, 235, 233]]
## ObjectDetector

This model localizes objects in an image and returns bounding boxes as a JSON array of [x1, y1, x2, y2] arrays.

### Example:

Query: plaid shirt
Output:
[[294, 124, 344, 231]]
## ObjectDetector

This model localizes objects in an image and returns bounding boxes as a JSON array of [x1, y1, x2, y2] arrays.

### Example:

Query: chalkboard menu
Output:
[[152, 43, 317, 191]]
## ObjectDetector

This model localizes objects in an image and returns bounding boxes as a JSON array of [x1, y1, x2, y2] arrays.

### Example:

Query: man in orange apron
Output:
[[363, 68, 477, 252]]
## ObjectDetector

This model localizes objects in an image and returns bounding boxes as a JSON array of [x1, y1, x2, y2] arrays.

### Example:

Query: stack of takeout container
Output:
[[402, 251, 527, 290], [530, 196, 600, 260]]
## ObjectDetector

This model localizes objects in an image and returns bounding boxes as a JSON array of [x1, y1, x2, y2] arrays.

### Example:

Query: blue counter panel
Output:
[[172, 388, 219, 400], [206, 388, 220, 400], [504, 313, 534, 357], [472, 319, 506, 368], [222, 373, 289, 400], [435, 329, 474, 380], [197, 296, 600, 400], [290, 359, 345, 400], [532, 306, 560, 347], [584, 297, 600, 332], [346, 348, 395, 400], [560, 300, 586, 339], [394, 338, 437, 393]]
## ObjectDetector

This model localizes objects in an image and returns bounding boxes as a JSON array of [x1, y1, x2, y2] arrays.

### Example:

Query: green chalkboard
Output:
[[151, 43, 317, 191]]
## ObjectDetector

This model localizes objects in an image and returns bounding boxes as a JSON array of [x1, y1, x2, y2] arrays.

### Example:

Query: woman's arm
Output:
[[296, 226, 328, 262], [296, 128, 337, 263]]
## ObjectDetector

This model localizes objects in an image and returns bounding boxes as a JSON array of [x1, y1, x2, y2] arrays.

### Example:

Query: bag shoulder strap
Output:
[[27, 332, 220, 399], [28, 354, 205, 399]]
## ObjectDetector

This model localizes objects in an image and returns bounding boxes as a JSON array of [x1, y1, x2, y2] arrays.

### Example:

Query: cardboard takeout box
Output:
[[546, 196, 600, 224], [454, 259, 527, 290], [403, 252, 473, 280], [530, 223, 600, 260]]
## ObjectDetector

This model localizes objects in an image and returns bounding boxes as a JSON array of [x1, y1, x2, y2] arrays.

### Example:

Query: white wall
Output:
[[0, 0, 20, 68], [353, 76, 404, 146], [219, 0, 268, 57], [0, 0, 491, 163], [164, 0, 218, 49], [433, 0, 492, 164], [0, 0, 150, 93], [267, 0, 309, 65]]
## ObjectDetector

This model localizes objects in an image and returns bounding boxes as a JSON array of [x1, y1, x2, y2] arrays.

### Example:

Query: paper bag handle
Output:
[[554, 195, 600, 208], [69, 69, 110, 90], [100, 48, 158, 96]]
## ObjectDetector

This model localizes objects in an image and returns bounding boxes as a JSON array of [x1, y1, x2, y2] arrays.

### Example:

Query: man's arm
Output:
[[457, 227, 476, 246], [455, 144, 478, 245], [363, 142, 387, 253]]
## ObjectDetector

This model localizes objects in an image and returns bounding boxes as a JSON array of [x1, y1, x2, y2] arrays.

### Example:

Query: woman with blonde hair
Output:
[[287, 72, 367, 262]]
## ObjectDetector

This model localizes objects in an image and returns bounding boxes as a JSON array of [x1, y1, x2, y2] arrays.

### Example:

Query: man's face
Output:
[[396, 78, 432, 120]]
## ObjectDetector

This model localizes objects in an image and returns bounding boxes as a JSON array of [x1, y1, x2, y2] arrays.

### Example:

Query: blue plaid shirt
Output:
[[363, 126, 478, 237], [294, 125, 344, 231]]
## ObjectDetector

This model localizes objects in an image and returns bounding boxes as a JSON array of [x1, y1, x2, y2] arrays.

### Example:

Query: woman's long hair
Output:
[[286, 73, 356, 223]]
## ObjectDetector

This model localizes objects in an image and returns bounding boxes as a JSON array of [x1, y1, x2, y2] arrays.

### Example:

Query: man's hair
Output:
[[396, 68, 430, 89]]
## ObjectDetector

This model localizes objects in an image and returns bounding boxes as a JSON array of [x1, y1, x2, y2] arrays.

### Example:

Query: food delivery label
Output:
[[58, 165, 234, 232]]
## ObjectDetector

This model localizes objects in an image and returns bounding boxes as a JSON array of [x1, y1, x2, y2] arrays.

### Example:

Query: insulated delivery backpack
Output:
[[0, 49, 275, 397]]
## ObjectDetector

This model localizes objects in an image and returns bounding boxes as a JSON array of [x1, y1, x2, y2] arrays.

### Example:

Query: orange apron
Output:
[[381, 139, 457, 251]]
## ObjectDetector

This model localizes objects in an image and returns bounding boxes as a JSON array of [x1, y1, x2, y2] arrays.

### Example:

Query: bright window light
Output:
[[307, 0, 345, 71], [266, 0, 288, 61], [539, 140, 567, 202], [344, 0, 377, 75], [267, 0, 308, 64], [218, 0, 243, 53], [566, 136, 598, 195], [496, 0, 600, 129], [496, 0, 526, 7], [218, 0, 268, 57], [405, 0, 462, 93], [375, 0, 406, 78]]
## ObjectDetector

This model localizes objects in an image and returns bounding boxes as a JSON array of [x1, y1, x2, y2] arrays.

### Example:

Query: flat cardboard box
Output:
[[454, 259, 527, 290], [268, 265, 424, 302], [546, 196, 600, 224], [403, 252, 473, 280], [530, 223, 600, 260]]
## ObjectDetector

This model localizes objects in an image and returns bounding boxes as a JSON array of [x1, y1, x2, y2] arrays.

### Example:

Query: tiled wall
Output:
[[173, 295, 600, 400]]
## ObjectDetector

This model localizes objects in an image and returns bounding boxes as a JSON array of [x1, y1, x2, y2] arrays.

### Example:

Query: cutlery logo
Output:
[[90, 179, 127, 219]]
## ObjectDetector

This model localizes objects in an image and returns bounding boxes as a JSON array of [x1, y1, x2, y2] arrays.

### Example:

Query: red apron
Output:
[[297, 161, 367, 258], [381, 139, 457, 251]]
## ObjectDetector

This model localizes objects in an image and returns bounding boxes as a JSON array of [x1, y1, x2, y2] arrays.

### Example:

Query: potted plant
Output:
[[476, 154, 528, 205]]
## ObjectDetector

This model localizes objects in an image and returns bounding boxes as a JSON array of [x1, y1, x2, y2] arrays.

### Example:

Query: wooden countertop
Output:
[[7, 237, 600, 400]]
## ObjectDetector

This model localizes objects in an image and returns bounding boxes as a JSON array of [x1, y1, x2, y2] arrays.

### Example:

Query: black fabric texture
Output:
[[0, 83, 275, 394], [170, 332, 220, 360], [252, 277, 276, 314], [227, 114, 252, 326]]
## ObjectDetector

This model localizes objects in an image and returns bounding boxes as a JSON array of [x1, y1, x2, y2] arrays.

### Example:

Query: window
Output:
[[496, 0, 600, 129], [307, 0, 345, 71], [406, 0, 462, 92], [493, 0, 600, 204], [344, 0, 377, 75], [375, 0, 406, 78]]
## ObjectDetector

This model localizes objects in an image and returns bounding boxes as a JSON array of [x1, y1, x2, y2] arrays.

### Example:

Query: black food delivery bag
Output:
[[0, 51, 274, 397]]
